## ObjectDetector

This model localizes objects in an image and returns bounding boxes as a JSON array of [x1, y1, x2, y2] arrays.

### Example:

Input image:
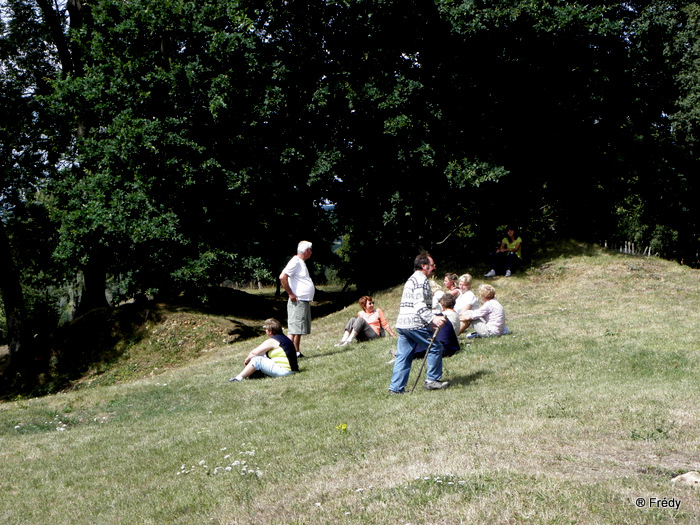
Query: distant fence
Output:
[[603, 241, 657, 257], [603, 241, 700, 268]]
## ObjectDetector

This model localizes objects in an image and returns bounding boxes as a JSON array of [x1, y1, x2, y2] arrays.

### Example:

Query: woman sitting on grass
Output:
[[459, 284, 506, 338], [229, 318, 298, 382], [443, 273, 461, 298], [485, 225, 523, 277], [335, 295, 396, 346], [455, 273, 479, 334]]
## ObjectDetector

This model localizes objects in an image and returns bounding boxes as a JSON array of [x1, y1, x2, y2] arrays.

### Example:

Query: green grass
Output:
[[1, 245, 699, 524]]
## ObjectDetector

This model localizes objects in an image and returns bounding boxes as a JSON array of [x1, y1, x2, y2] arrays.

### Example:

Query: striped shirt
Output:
[[396, 271, 435, 330]]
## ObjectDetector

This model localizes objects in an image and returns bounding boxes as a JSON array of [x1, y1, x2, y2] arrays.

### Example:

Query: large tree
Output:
[[2, 0, 698, 374], [46, 0, 341, 301], [618, 1, 700, 260], [1, 0, 66, 361]]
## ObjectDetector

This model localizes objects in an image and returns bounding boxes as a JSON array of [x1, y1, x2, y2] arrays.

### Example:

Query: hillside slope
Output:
[[1, 245, 698, 524]]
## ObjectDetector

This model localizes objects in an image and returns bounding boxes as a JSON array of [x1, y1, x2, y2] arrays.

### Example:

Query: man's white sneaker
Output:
[[424, 380, 450, 390], [505, 270, 511, 277], [485, 269, 496, 277]]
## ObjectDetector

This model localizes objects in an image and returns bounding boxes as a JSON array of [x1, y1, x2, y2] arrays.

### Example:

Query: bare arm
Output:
[[378, 309, 396, 337], [244, 338, 278, 365], [279, 273, 297, 302]]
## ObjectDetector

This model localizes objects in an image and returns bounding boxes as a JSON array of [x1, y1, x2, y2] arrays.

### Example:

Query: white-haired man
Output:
[[279, 240, 315, 357]]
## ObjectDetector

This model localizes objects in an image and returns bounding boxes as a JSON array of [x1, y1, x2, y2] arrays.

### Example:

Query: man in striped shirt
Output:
[[389, 251, 449, 394]]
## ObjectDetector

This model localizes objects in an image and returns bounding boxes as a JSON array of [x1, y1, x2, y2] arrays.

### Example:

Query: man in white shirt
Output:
[[279, 240, 315, 357]]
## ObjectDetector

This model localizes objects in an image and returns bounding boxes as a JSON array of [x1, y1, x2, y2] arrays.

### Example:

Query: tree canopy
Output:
[[1, 0, 698, 370]]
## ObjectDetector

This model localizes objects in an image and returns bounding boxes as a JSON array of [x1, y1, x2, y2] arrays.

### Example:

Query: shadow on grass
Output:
[[225, 319, 261, 341], [1, 286, 360, 400], [302, 343, 379, 359], [529, 238, 610, 267], [0, 301, 164, 399], [171, 286, 357, 328], [444, 368, 492, 388]]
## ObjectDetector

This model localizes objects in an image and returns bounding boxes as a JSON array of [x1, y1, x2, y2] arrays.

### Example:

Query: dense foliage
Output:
[[1, 1, 698, 368]]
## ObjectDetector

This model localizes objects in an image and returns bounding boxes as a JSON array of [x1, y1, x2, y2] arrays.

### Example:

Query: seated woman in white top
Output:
[[454, 273, 479, 334]]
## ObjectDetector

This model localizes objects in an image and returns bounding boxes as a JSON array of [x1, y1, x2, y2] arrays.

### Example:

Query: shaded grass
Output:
[[1, 246, 699, 524]]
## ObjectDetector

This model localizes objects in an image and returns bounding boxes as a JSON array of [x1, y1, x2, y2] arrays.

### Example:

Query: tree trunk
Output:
[[37, 0, 105, 317], [76, 257, 110, 316], [0, 221, 29, 361]]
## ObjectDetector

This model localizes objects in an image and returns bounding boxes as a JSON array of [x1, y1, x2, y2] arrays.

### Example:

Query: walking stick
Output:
[[410, 326, 441, 394]]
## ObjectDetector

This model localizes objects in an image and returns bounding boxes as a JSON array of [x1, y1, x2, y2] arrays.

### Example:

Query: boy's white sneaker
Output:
[[485, 269, 496, 277], [505, 270, 511, 277]]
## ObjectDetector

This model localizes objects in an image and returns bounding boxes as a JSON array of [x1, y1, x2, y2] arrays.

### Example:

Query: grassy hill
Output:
[[1, 243, 698, 524]]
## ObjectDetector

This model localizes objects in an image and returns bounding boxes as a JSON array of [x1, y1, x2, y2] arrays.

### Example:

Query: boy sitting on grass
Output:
[[459, 284, 506, 338]]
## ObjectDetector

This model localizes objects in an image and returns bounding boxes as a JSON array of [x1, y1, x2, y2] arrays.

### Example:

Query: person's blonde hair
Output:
[[478, 284, 496, 300], [458, 273, 473, 287]]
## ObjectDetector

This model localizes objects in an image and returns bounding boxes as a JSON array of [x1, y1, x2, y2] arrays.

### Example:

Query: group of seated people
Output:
[[229, 227, 519, 381], [229, 276, 507, 381], [419, 273, 507, 359]]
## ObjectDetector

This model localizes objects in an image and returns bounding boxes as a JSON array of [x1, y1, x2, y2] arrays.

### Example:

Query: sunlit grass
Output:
[[1, 246, 699, 524]]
